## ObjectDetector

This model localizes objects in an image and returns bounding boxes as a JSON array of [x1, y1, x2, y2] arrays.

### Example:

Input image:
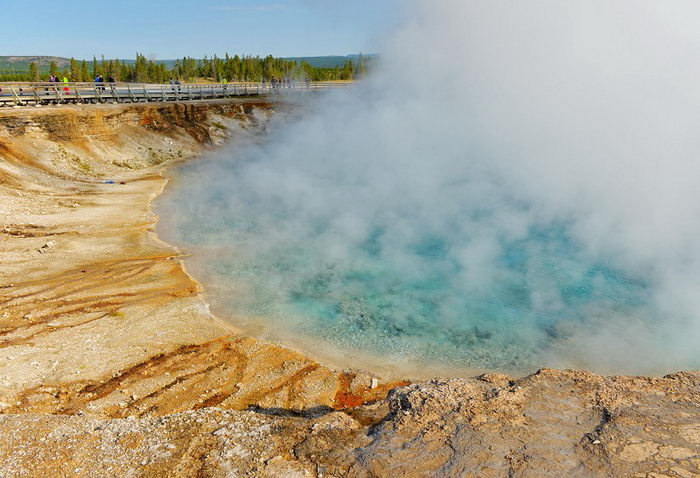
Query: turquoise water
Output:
[[160, 155, 658, 372]]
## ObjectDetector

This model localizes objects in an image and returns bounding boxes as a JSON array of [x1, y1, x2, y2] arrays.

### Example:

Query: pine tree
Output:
[[69, 58, 80, 81], [80, 60, 89, 82], [341, 60, 354, 80], [113, 59, 123, 81], [232, 55, 241, 80], [49, 60, 58, 77], [356, 54, 367, 77], [134, 53, 148, 82], [100, 55, 107, 77], [29, 62, 39, 82]]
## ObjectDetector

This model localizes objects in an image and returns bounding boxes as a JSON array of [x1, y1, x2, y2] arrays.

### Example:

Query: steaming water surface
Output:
[[161, 166, 656, 373], [159, 0, 700, 374]]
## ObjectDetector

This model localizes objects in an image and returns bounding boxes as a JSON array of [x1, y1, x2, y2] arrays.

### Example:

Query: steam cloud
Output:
[[164, 0, 700, 374]]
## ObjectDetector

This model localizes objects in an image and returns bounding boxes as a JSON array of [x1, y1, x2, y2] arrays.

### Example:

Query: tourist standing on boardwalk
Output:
[[95, 74, 105, 90], [45, 74, 56, 93]]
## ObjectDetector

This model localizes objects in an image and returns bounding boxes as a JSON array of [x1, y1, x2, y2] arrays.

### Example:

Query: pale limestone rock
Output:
[[619, 442, 659, 462]]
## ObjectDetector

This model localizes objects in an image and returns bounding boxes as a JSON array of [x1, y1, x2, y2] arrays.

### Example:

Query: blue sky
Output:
[[0, 0, 396, 59]]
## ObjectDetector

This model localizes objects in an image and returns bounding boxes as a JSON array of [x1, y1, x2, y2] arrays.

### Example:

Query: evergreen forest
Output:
[[0, 53, 370, 83]]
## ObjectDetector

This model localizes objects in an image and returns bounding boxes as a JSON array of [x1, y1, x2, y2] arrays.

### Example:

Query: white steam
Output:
[[165, 0, 700, 374]]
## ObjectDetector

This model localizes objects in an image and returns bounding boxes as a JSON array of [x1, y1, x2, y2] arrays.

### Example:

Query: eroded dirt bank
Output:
[[0, 101, 699, 477], [0, 100, 402, 415]]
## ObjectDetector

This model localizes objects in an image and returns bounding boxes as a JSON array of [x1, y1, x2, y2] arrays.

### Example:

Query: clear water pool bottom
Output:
[[159, 161, 669, 374]]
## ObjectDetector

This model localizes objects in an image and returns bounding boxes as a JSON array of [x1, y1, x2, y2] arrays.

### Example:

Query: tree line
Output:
[[0, 53, 369, 83]]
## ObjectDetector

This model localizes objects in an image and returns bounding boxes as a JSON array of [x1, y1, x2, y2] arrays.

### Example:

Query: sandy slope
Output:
[[0, 100, 698, 477], [0, 101, 400, 417]]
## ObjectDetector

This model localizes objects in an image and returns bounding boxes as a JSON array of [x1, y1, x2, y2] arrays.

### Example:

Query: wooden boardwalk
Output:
[[0, 81, 342, 107]]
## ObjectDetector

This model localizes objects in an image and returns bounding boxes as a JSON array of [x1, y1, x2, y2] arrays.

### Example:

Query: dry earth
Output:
[[0, 100, 698, 477]]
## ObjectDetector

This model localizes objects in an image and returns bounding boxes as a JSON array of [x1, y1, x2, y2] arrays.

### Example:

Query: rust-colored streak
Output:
[[231, 363, 321, 410], [5, 337, 337, 418], [0, 255, 198, 350], [334, 373, 366, 409], [7, 338, 237, 416]]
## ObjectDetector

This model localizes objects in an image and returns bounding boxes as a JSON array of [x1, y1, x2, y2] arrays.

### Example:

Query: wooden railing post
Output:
[[109, 84, 117, 103], [10, 87, 22, 106], [126, 84, 136, 102], [93, 84, 102, 102]]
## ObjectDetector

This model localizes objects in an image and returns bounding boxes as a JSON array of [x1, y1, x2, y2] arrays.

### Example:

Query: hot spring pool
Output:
[[157, 150, 688, 375], [156, 0, 700, 375]]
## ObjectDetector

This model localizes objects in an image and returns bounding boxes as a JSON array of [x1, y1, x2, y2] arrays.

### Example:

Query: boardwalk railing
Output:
[[0, 81, 348, 107]]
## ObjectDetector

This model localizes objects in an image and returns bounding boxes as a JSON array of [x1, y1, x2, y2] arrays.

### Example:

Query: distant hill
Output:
[[0, 56, 164, 72], [0, 56, 70, 72]]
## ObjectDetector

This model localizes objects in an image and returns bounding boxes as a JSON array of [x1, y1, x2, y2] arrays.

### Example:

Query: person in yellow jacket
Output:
[[62, 76, 70, 95]]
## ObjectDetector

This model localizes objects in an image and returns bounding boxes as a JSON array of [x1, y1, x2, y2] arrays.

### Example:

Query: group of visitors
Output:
[[168, 78, 182, 94], [47, 73, 68, 84], [262, 78, 310, 90], [94, 74, 116, 84], [271, 78, 293, 90], [93, 74, 116, 91], [45, 73, 69, 93]]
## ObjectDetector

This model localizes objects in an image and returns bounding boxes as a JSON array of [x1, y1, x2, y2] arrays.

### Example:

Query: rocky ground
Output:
[[1, 370, 699, 477], [0, 100, 698, 477]]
